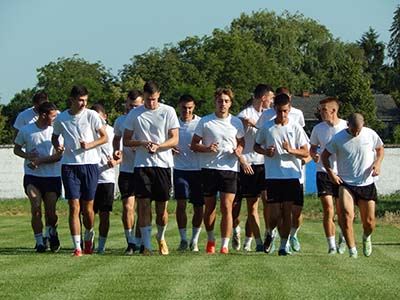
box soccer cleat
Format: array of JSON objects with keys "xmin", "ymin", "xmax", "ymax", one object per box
[
  {"xmin": 363, "ymin": 238, "xmax": 372, "ymax": 257},
  {"xmin": 278, "ymin": 248, "xmax": 291, "ymax": 256},
  {"xmin": 177, "ymin": 240, "xmax": 188, "ymax": 252},
  {"xmin": 338, "ymin": 236, "xmax": 346, "ymax": 254},
  {"xmin": 255, "ymin": 244, "xmax": 264, "ymax": 252},
  {"xmin": 73, "ymin": 249, "xmax": 82, "ymax": 257},
  {"xmin": 84, "ymin": 241, "xmax": 94, "ymax": 255},
  {"xmin": 263, "ymin": 234, "xmax": 273, "ymax": 253},
  {"xmin": 142, "ymin": 248, "xmax": 152, "ymax": 256},
  {"xmin": 290, "ymin": 235, "xmax": 301, "ymax": 252},
  {"xmin": 232, "ymin": 232, "xmax": 241, "ymax": 251},
  {"xmin": 125, "ymin": 243, "xmax": 137, "ymax": 255},
  {"xmin": 328, "ymin": 248, "xmax": 337, "ymax": 255},
  {"xmin": 220, "ymin": 247, "xmax": 229, "ymax": 254},
  {"xmin": 349, "ymin": 251, "xmax": 358, "ymax": 259},
  {"xmin": 157, "ymin": 239, "xmax": 169, "ymax": 255},
  {"xmin": 189, "ymin": 241, "xmax": 199, "ymax": 252},
  {"xmin": 49, "ymin": 233, "xmax": 61, "ymax": 253},
  {"xmin": 206, "ymin": 240, "xmax": 216, "ymax": 254},
  {"xmin": 36, "ymin": 244, "xmax": 46, "ymax": 253}
]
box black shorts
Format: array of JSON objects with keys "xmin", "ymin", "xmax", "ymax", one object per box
[
  {"xmin": 23, "ymin": 175, "xmax": 62, "ymax": 198},
  {"xmin": 173, "ymin": 169, "xmax": 204, "ymax": 207},
  {"xmin": 265, "ymin": 179, "xmax": 302, "ymax": 204},
  {"xmin": 293, "ymin": 184, "xmax": 304, "ymax": 207},
  {"xmin": 202, "ymin": 168, "xmax": 238, "ymax": 196},
  {"xmin": 62, "ymin": 164, "xmax": 99, "ymax": 201},
  {"xmin": 317, "ymin": 172, "xmax": 339, "ymax": 198},
  {"xmin": 94, "ymin": 183, "xmax": 115, "ymax": 213},
  {"xmin": 118, "ymin": 171, "xmax": 135, "ymax": 200},
  {"xmin": 341, "ymin": 182, "xmax": 378, "ymax": 204},
  {"xmin": 134, "ymin": 167, "xmax": 171, "ymax": 202},
  {"xmin": 237, "ymin": 164, "xmax": 265, "ymax": 200}
]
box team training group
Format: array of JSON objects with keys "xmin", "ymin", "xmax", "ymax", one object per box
[{"xmin": 13, "ymin": 80, "xmax": 384, "ymax": 258}]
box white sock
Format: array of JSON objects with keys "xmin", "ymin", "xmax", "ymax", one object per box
[
  {"xmin": 72, "ymin": 235, "xmax": 81, "ymax": 250},
  {"xmin": 280, "ymin": 238, "xmax": 288, "ymax": 251},
  {"xmin": 233, "ymin": 226, "xmax": 241, "ymax": 235},
  {"xmin": 140, "ymin": 226, "xmax": 152, "ymax": 250},
  {"xmin": 255, "ymin": 237, "xmax": 263, "ymax": 246},
  {"xmin": 349, "ymin": 246, "xmax": 357, "ymax": 255},
  {"xmin": 244, "ymin": 236, "xmax": 253, "ymax": 248},
  {"xmin": 207, "ymin": 230, "xmax": 215, "ymax": 242},
  {"xmin": 34, "ymin": 233, "xmax": 44, "ymax": 246},
  {"xmin": 179, "ymin": 228, "xmax": 187, "ymax": 241},
  {"xmin": 45, "ymin": 226, "xmax": 51, "ymax": 238},
  {"xmin": 327, "ymin": 236, "xmax": 336, "ymax": 249},
  {"xmin": 363, "ymin": 234, "xmax": 371, "ymax": 241},
  {"xmin": 157, "ymin": 224, "xmax": 167, "ymax": 241},
  {"xmin": 125, "ymin": 229, "xmax": 135, "ymax": 244},
  {"xmin": 191, "ymin": 227, "xmax": 202, "ymax": 244},
  {"xmin": 290, "ymin": 227, "xmax": 300, "ymax": 237},
  {"xmin": 98, "ymin": 236, "xmax": 107, "ymax": 251},
  {"xmin": 84, "ymin": 228, "xmax": 94, "ymax": 242},
  {"xmin": 221, "ymin": 237, "xmax": 230, "ymax": 249}
]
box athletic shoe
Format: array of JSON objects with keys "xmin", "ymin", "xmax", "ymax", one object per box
[
  {"xmin": 49, "ymin": 233, "xmax": 60, "ymax": 253},
  {"xmin": 43, "ymin": 237, "xmax": 50, "ymax": 250},
  {"xmin": 328, "ymin": 248, "xmax": 337, "ymax": 255},
  {"xmin": 349, "ymin": 251, "xmax": 358, "ymax": 259},
  {"xmin": 232, "ymin": 232, "xmax": 241, "ymax": 251},
  {"xmin": 177, "ymin": 240, "xmax": 188, "ymax": 252},
  {"xmin": 73, "ymin": 249, "xmax": 82, "ymax": 257},
  {"xmin": 36, "ymin": 244, "xmax": 46, "ymax": 253},
  {"xmin": 278, "ymin": 248, "xmax": 291, "ymax": 256},
  {"xmin": 206, "ymin": 240, "xmax": 215, "ymax": 254},
  {"xmin": 338, "ymin": 236, "xmax": 346, "ymax": 254},
  {"xmin": 190, "ymin": 241, "xmax": 199, "ymax": 252},
  {"xmin": 157, "ymin": 239, "xmax": 169, "ymax": 255},
  {"xmin": 285, "ymin": 245, "xmax": 292, "ymax": 255},
  {"xmin": 243, "ymin": 244, "xmax": 252, "ymax": 252},
  {"xmin": 125, "ymin": 243, "xmax": 137, "ymax": 255},
  {"xmin": 255, "ymin": 244, "xmax": 264, "ymax": 252},
  {"xmin": 290, "ymin": 235, "xmax": 301, "ymax": 252},
  {"xmin": 263, "ymin": 234, "xmax": 273, "ymax": 253},
  {"xmin": 220, "ymin": 247, "xmax": 229, "ymax": 254},
  {"xmin": 363, "ymin": 238, "xmax": 372, "ymax": 257},
  {"xmin": 84, "ymin": 241, "xmax": 94, "ymax": 255},
  {"xmin": 142, "ymin": 248, "xmax": 152, "ymax": 256}
]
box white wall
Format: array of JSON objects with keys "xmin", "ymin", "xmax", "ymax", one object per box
[{"xmin": 0, "ymin": 146, "xmax": 399, "ymax": 199}]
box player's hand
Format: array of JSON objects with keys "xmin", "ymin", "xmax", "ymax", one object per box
[
  {"xmin": 147, "ymin": 143, "xmax": 159, "ymax": 154},
  {"xmin": 107, "ymin": 156, "xmax": 117, "ymax": 168},
  {"xmin": 172, "ymin": 146, "xmax": 180, "ymax": 155},
  {"xmin": 233, "ymin": 147, "xmax": 242, "ymax": 158},
  {"xmin": 372, "ymin": 163, "xmax": 381, "ymax": 176},
  {"xmin": 312, "ymin": 152, "xmax": 320, "ymax": 163},
  {"xmin": 240, "ymin": 160, "xmax": 254, "ymax": 175},
  {"xmin": 79, "ymin": 139, "xmax": 89, "ymax": 150},
  {"xmin": 27, "ymin": 148, "xmax": 39, "ymax": 160},
  {"xmin": 265, "ymin": 145, "xmax": 275, "ymax": 157},
  {"xmin": 329, "ymin": 173, "xmax": 343, "ymax": 185},
  {"xmin": 208, "ymin": 142, "xmax": 219, "ymax": 153},
  {"xmin": 56, "ymin": 145, "xmax": 65, "ymax": 154},
  {"xmin": 282, "ymin": 140, "xmax": 291, "ymax": 153},
  {"xmin": 113, "ymin": 150, "xmax": 122, "ymax": 161}
]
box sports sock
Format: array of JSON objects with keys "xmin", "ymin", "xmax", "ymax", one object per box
[
  {"xmin": 244, "ymin": 236, "xmax": 253, "ymax": 248},
  {"xmin": 34, "ymin": 233, "xmax": 44, "ymax": 246},
  {"xmin": 207, "ymin": 230, "xmax": 215, "ymax": 242},
  {"xmin": 191, "ymin": 227, "xmax": 201, "ymax": 244},
  {"xmin": 98, "ymin": 236, "xmax": 107, "ymax": 252},
  {"xmin": 45, "ymin": 226, "xmax": 51, "ymax": 238},
  {"xmin": 156, "ymin": 224, "xmax": 167, "ymax": 241},
  {"xmin": 179, "ymin": 228, "xmax": 187, "ymax": 241},
  {"xmin": 349, "ymin": 246, "xmax": 357, "ymax": 255},
  {"xmin": 233, "ymin": 226, "xmax": 241, "ymax": 235},
  {"xmin": 84, "ymin": 228, "xmax": 94, "ymax": 242},
  {"xmin": 140, "ymin": 226, "xmax": 152, "ymax": 250},
  {"xmin": 327, "ymin": 236, "xmax": 336, "ymax": 249},
  {"xmin": 125, "ymin": 229, "xmax": 135, "ymax": 244},
  {"xmin": 49, "ymin": 226, "xmax": 58, "ymax": 236},
  {"xmin": 72, "ymin": 235, "xmax": 81, "ymax": 250},
  {"xmin": 255, "ymin": 237, "xmax": 263, "ymax": 246},
  {"xmin": 290, "ymin": 227, "xmax": 300, "ymax": 237},
  {"xmin": 134, "ymin": 236, "xmax": 142, "ymax": 247},
  {"xmin": 221, "ymin": 237, "xmax": 230, "ymax": 249},
  {"xmin": 280, "ymin": 238, "xmax": 288, "ymax": 251}
]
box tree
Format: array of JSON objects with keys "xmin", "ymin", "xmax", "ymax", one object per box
[
  {"xmin": 357, "ymin": 27, "xmax": 385, "ymax": 91},
  {"xmin": 388, "ymin": 5, "xmax": 400, "ymax": 68},
  {"xmin": 0, "ymin": 105, "xmax": 12, "ymax": 144}
]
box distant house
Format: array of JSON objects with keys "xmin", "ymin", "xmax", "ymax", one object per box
[{"xmin": 291, "ymin": 94, "xmax": 400, "ymax": 140}]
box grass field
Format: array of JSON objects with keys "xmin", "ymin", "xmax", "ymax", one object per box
[{"xmin": 0, "ymin": 195, "xmax": 399, "ymax": 300}]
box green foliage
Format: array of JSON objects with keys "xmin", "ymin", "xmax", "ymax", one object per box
[
  {"xmin": 393, "ymin": 124, "xmax": 400, "ymax": 144},
  {"xmin": 0, "ymin": 105, "xmax": 12, "ymax": 144},
  {"xmin": 388, "ymin": 5, "xmax": 400, "ymax": 68}
]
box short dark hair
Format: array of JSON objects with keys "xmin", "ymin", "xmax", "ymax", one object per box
[
  {"xmin": 274, "ymin": 93, "xmax": 291, "ymax": 107},
  {"xmin": 319, "ymin": 97, "xmax": 340, "ymax": 106},
  {"xmin": 143, "ymin": 81, "xmax": 160, "ymax": 94},
  {"xmin": 254, "ymin": 84, "xmax": 273, "ymax": 99},
  {"xmin": 32, "ymin": 91, "xmax": 48, "ymax": 104},
  {"xmin": 214, "ymin": 88, "xmax": 234, "ymax": 101},
  {"xmin": 275, "ymin": 86, "xmax": 290, "ymax": 96},
  {"xmin": 91, "ymin": 103, "xmax": 106, "ymax": 115},
  {"xmin": 179, "ymin": 94, "xmax": 195, "ymax": 104},
  {"xmin": 127, "ymin": 90, "xmax": 143, "ymax": 101},
  {"xmin": 38, "ymin": 101, "xmax": 57, "ymax": 115},
  {"xmin": 70, "ymin": 85, "xmax": 88, "ymax": 99}
]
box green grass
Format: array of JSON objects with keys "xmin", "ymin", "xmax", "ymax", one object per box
[{"xmin": 0, "ymin": 196, "xmax": 399, "ymax": 300}]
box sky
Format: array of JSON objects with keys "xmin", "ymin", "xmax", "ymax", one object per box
[{"xmin": 0, "ymin": 0, "xmax": 398, "ymax": 105}]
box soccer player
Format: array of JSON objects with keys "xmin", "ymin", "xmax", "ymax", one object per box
[
  {"xmin": 113, "ymin": 90, "xmax": 144, "ymax": 255},
  {"xmin": 92, "ymin": 103, "xmax": 121, "ymax": 254},
  {"xmin": 254, "ymin": 93, "xmax": 309, "ymax": 256},
  {"xmin": 123, "ymin": 81, "xmax": 179, "ymax": 255},
  {"xmin": 173, "ymin": 95, "xmax": 203, "ymax": 252},
  {"xmin": 14, "ymin": 101, "xmax": 62, "ymax": 253},
  {"xmin": 191, "ymin": 88, "xmax": 245, "ymax": 254},
  {"xmin": 322, "ymin": 113, "xmax": 384, "ymax": 258},
  {"xmin": 234, "ymin": 84, "xmax": 275, "ymax": 252},
  {"xmin": 52, "ymin": 85, "xmax": 108, "ymax": 257},
  {"xmin": 310, "ymin": 97, "xmax": 348, "ymax": 254}
]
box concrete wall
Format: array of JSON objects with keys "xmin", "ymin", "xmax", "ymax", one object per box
[{"xmin": 1, "ymin": 146, "xmax": 399, "ymax": 199}]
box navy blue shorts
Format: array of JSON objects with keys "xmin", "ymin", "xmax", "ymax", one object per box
[
  {"xmin": 62, "ymin": 164, "xmax": 99, "ymax": 201},
  {"xmin": 23, "ymin": 175, "xmax": 62, "ymax": 198},
  {"xmin": 202, "ymin": 168, "xmax": 238, "ymax": 196},
  {"xmin": 134, "ymin": 167, "xmax": 171, "ymax": 202},
  {"xmin": 265, "ymin": 179, "xmax": 302, "ymax": 204},
  {"xmin": 173, "ymin": 169, "xmax": 204, "ymax": 207},
  {"xmin": 94, "ymin": 183, "xmax": 114, "ymax": 212},
  {"xmin": 118, "ymin": 171, "xmax": 135, "ymax": 200}
]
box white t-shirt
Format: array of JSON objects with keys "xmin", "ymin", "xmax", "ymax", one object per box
[
  {"xmin": 14, "ymin": 123, "xmax": 61, "ymax": 177},
  {"xmin": 13, "ymin": 107, "xmax": 38, "ymax": 130},
  {"xmin": 256, "ymin": 106, "xmax": 305, "ymax": 129},
  {"xmin": 53, "ymin": 108, "xmax": 105, "ymax": 165},
  {"xmin": 114, "ymin": 114, "xmax": 135, "ymax": 173},
  {"xmin": 237, "ymin": 105, "xmax": 265, "ymax": 165},
  {"xmin": 174, "ymin": 115, "xmax": 201, "ymax": 171},
  {"xmin": 255, "ymin": 120, "xmax": 308, "ymax": 179},
  {"xmin": 194, "ymin": 113, "xmax": 245, "ymax": 172},
  {"xmin": 326, "ymin": 127, "xmax": 383, "ymax": 186},
  {"xmin": 98, "ymin": 124, "xmax": 116, "ymax": 184},
  {"xmin": 310, "ymin": 119, "xmax": 347, "ymax": 173},
  {"xmin": 124, "ymin": 103, "xmax": 180, "ymax": 168}
]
